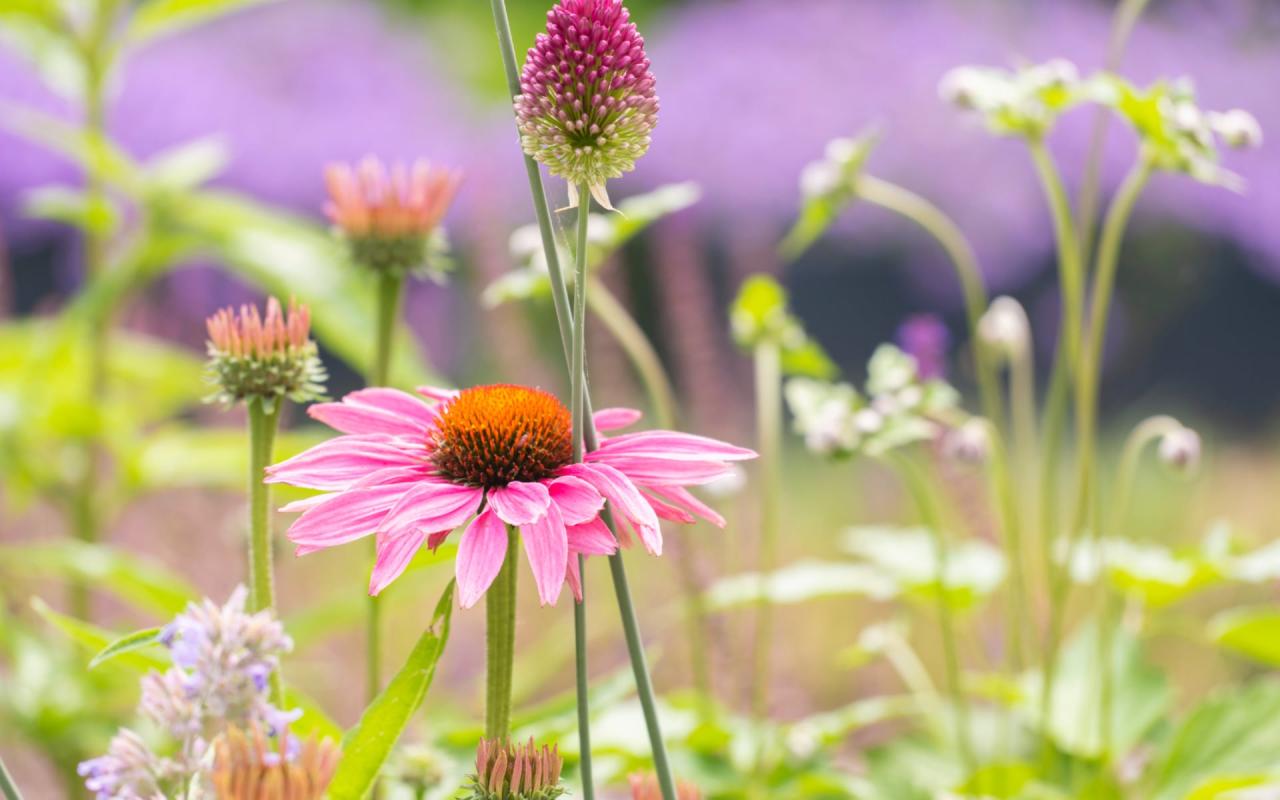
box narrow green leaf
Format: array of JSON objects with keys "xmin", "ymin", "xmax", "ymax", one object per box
[
  {"xmin": 88, "ymin": 626, "xmax": 165, "ymax": 669},
  {"xmin": 1210, "ymin": 607, "xmax": 1280, "ymax": 667},
  {"xmin": 286, "ymin": 687, "xmax": 345, "ymax": 744},
  {"xmin": 327, "ymin": 581, "xmax": 456, "ymax": 800},
  {"xmin": 30, "ymin": 598, "xmax": 169, "ymax": 672}
]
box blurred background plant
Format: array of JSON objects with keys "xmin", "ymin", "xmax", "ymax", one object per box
[{"xmin": 2, "ymin": 0, "xmax": 1280, "ymax": 798}]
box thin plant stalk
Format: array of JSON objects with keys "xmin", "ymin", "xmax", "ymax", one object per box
[
  {"xmin": 366, "ymin": 271, "xmax": 404, "ymax": 701},
  {"xmin": 748, "ymin": 337, "xmax": 782, "ymax": 793},
  {"xmin": 891, "ymin": 454, "xmax": 975, "ymax": 772},
  {"xmin": 0, "ymin": 754, "xmax": 22, "ymax": 800},
  {"xmin": 485, "ymin": 528, "xmax": 520, "ymax": 740},
  {"xmin": 570, "ymin": 185, "xmax": 597, "ymax": 800},
  {"xmin": 246, "ymin": 396, "xmax": 285, "ymax": 707},
  {"xmin": 488, "ymin": 3, "xmax": 681, "ymax": 798}
]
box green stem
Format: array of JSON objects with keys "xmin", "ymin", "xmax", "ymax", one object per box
[
  {"xmin": 891, "ymin": 454, "xmax": 975, "ymax": 772},
  {"xmin": 585, "ymin": 277, "xmax": 678, "ymax": 429},
  {"xmin": 569, "ymin": 186, "xmax": 597, "ymax": 800},
  {"xmin": 366, "ymin": 271, "xmax": 404, "ymax": 702},
  {"xmin": 485, "ymin": 528, "xmax": 520, "ymax": 740},
  {"xmin": 247, "ymin": 396, "xmax": 284, "ymax": 707},
  {"xmin": 1028, "ymin": 140, "xmax": 1086, "ymax": 371},
  {"xmin": 488, "ymin": 4, "xmax": 677, "ymax": 797},
  {"xmin": 750, "ymin": 340, "xmax": 782, "ymax": 730},
  {"xmin": 0, "ymin": 754, "xmax": 22, "ymax": 800}
]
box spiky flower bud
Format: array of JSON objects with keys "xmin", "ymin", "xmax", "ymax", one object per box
[
  {"xmin": 210, "ymin": 725, "xmax": 339, "ymax": 800},
  {"xmin": 206, "ymin": 297, "xmax": 326, "ymax": 407},
  {"xmin": 628, "ymin": 773, "xmax": 702, "ymax": 800},
  {"xmin": 514, "ymin": 0, "xmax": 658, "ymax": 208},
  {"xmin": 324, "ymin": 157, "xmax": 461, "ymax": 275},
  {"xmin": 1158, "ymin": 426, "xmax": 1201, "ymax": 475},
  {"xmin": 461, "ymin": 738, "xmax": 565, "ymax": 800}
]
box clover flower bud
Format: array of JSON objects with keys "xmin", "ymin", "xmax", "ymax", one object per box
[
  {"xmin": 210, "ymin": 724, "xmax": 339, "ymax": 800},
  {"xmin": 1209, "ymin": 109, "xmax": 1263, "ymax": 149},
  {"xmin": 463, "ymin": 738, "xmax": 566, "ymax": 800},
  {"xmin": 977, "ymin": 296, "xmax": 1031, "ymax": 361},
  {"xmin": 514, "ymin": 0, "xmax": 659, "ymax": 209},
  {"xmin": 206, "ymin": 297, "xmax": 327, "ymax": 407},
  {"xmin": 324, "ymin": 157, "xmax": 461, "ymax": 275},
  {"xmin": 1158, "ymin": 426, "xmax": 1201, "ymax": 475},
  {"xmin": 943, "ymin": 419, "xmax": 990, "ymax": 465},
  {"xmin": 629, "ymin": 773, "xmax": 702, "ymax": 800}
]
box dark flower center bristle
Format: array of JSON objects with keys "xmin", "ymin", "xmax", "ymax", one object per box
[{"xmin": 429, "ymin": 384, "xmax": 574, "ymax": 488}]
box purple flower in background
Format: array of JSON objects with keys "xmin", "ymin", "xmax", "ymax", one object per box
[
  {"xmin": 897, "ymin": 313, "xmax": 949, "ymax": 380},
  {"xmin": 515, "ymin": 0, "xmax": 658, "ymax": 207}
]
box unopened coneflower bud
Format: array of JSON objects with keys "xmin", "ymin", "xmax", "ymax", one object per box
[
  {"xmin": 462, "ymin": 738, "xmax": 566, "ymax": 800},
  {"xmin": 943, "ymin": 419, "xmax": 990, "ymax": 465},
  {"xmin": 629, "ymin": 773, "xmax": 702, "ymax": 800},
  {"xmin": 206, "ymin": 298, "xmax": 327, "ymax": 407},
  {"xmin": 324, "ymin": 156, "xmax": 461, "ymax": 275},
  {"xmin": 1158, "ymin": 426, "xmax": 1201, "ymax": 475},
  {"xmin": 1209, "ymin": 109, "xmax": 1263, "ymax": 149},
  {"xmin": 514, "ymin": 0, "xmax": 658, "ymax": 209},
  {"xmin": 210, "ymin": 725, "xmax": 339, "ymax": 800},
  {"xmin": 977, "ymin": 296, "xmax": 1031, "ymax": 361}
]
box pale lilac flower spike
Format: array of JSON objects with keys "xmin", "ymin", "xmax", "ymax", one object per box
[
  {"xmin": 514, "ymin": 0, "xmax": 659, "ymax": 209},
  {"xmin": 266, "ymin": 384, "xmax": 755, "ymax": 609}
]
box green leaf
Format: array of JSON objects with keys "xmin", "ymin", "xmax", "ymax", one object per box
[
  {"xmin": 328, "ymin": 581, "xmax": 455, "ymax": 800},
  {"xmin": 30, "ymin": 598, "xmax": 170, "ymax": 673},
  {"xmin": 1, "ymin": 542, "xmax": 196, "ymax": 617},
  {"xmin": 127, "ymin": 0, "xmax": 279, "ymax": 46},
  {"xmin": 1209, "ymin": 607, "xmax": 1280, "ymax": 667},
  {"xmin": 88, "ymin": 626, "xmax": 165, "ymax": 669},
  {"xmin": 730, "ymin": 274, "xmax": 789, "ymax": 348},
  {"xmin": 841, "ymin": 526, "xmax": 1005, "ymax": 610},
  {"xmin": 286, "ymin": 687, "xmax": 345, "ymax": 744}
]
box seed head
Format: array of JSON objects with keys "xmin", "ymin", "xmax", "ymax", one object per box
[
  {"xmin": 206, "ymin": 297, "xmax": 326, "ymax": 407},
  {"xmin": 514, "ymin": 0, "xmax": 658, "ymax": 208},
  {"xmin": 428, "ymin": 384, "xmax": 573, "ymax": 488},
  {"xmin": 461, "ymin": 738, "xmax": 565, "ymax": 800}
]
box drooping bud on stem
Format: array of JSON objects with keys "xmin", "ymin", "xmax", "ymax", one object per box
[{"xmin": 1158, "ymin": 425, "xmax": 1201, "ymax": 475}]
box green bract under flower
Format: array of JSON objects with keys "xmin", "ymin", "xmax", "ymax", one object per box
[{"xmin": 205, "ymin": 298, "xmax": 327, "ymax": 408}]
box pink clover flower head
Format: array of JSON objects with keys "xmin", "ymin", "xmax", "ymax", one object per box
[
  {"xmin": 514, "ymin": 0, "xmax": 658, "ymax": 208},
  {"xmin": 267, "ymin": 383, "xmax": 755, "ymax": 608}
]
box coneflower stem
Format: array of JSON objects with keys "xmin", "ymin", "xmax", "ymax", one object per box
[
  {"xmin": 367, "ymin": 270, "xmax": 405, "ymax": 702},
  {"xmin": 246, "ymin": 395, "xmax": 284, "ymax": 707},
  {"xmin": 485, "ymin": 527, "xmax": 520, "ymax": 740},
  {"xmin": 0, "ymin": 754, "xmax": 23, "ymax": 800},
  {"xmin": 750, "ymin": 338, "xmax": 782, "ymax": 783},
  {"xmin": 489, "ymin": 5, "xmax": 677, "ymax": 798},
  {"xmin": 570, "ymin": 186, "xmax": 597, "ymax": 800}
]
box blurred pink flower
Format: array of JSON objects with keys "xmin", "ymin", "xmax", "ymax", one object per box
[
  {"xmin": 266, "ymin": 384, "xmax": 754, "ymax": 607},
  {"xmin": 323, "ymin": 157, "xmax": 461, "ymax": 239}
]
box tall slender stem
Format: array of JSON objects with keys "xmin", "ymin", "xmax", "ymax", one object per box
[
  {"xmin": 247, "ymin": 396, "xmax": 284, "ymax": 706},
  {"xmin": 485, "ymin": 528, "xmax": 520, "ymax": 740},
  {"xmin": 569, "ymin": 186, "xmax": 597, "ymax": 800},
  {"xmin": 0, "ymin": 754, "xmax": 22, "ymax": 800},
  {"xmin": 750, "ymin": 340, "xmax": 782, "ymax": 729},
  {"xmin": 366, "ymin": 271, "xmax": 404, "ymax": 702},
  {"xmin": 488, "ymin": 5, "xmax": 679, "ymax": 797}
]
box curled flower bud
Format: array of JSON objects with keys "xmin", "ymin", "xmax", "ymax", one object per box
[
  {"xmin": 977, "ymin": 296, "xmax": 1031, "ymax": 361},
  {"xmin": 514, "ymin": 0, "xmax": 659, "ymax": 208},
  {"xmin": 206, "ymin": 298, "xmax": 326, "ymax": 407},
  {"xmin": 1209, "ymin": 109, "xmax": 1263, "ymax": 149},
  {"xmin": 942, "ymin": 419, "xmax": 991, "ymax": 465},
  {"xmin": 211, "ymin": 725, "xmax": 339, "ymax": 800},
  {"xmin": 1158, "ymin": 426, "xmax": 1201, "ymax": 474},
  {"xmin": 463, "ymin": 738, "xmax": 565, "ymax": 800},
  {"xmin": 628, "ymin": 773, "xmax": 701, "ymax": 800},
  {"xmin": 324, "ymin": 157, "xmax": 461, "ymax": 275}
]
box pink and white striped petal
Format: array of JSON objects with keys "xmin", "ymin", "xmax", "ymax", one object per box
[
  {"xmin": 646, "ymin": 485, "xmax": 727, "ymax": 528},
  {"xmin": 377, "ymin": 480, "xmax": 483, "ymax": 535},
  {"xmin": 308, "ymin": 388, "xmax": 438, "ymax": 437},
  {"xmin": 488, "ymin": 481, "xmax": 552, "ymax": 527},
  {"xmin": 548, "ymin": 476, "xmax": 605, "ymax": 525},
  {"xmin": 456, "ymin": 510, "xmax": 510, "ymax": 608},
  {"xmin": 585, "ymin": 454, "xmax": 738, "ymax": 486},
  {"xmin": 567, "ymin": 517, "xmax": 619, "ymax": 556},
  {"xmin": 265, "ymin": 435, "xmax": 426, "ymax": 491},
  {"xmin": 592, "ymin": 430, "xmax": 757, "ymax": 462},
  {"xmin": 285, "ymin": 483, "xmax": 407, "ymax": 551},
  {"xmin": 560, "ymin": 462, "xmax": 662, "ymax": 555},
  {"xmin": 519, "ymin": 502, "xmax": 569, "ymax": 606},
  {"xmin": 641, "ymin": 491, "xmax": 697, "ymax": 524},
  {"xmin": 416, "ymin": 385, "xmax": 459, "ymax": 403},
  {"xmin": 369, "ymin": 529, "xmax": 428, "ymax": 595},
  {"xmin": 592, "ymin": 407, "xmax": 643, "ymax": 432}
]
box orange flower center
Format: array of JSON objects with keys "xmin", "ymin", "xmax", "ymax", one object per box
[{"xmin": 429, "ymin": 384, "xmax": 573, "ymax": 488}]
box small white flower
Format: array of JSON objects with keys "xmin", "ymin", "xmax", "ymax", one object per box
[
  {"xmin": 800, "ymin": 160, "xmax": 843, "ymax": 199},
  {"xmin": 1209, "ymin": 109, "xmax": 1263, "ymax": 149},
  {"xmin": 1158, "ymin": 426, "xmax": 1201, "ymax": 474}
]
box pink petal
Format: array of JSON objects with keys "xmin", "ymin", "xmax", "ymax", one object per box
[
  {"xmin": 378, "ymin": 480, "xmax": 483, "ymax": 535},
  {"xmin": 647, "ymin": 485, "xmax": 727, "ymax": 528},
  {"xmin": 585, "ymin": 454, "xmax": 738, "ymax": 486},
  {"xmin": 266, "ymin": 435, "xmax": 426, "ymax": 491},
  {"xmin": 567, "ymin": 518, "xmax": 618, "ymax": 556},
  {"xmin": 487, "ymin": 481, "xmax": 551, "ymax": 526},
  {"xmin": 416, "ymin": 385, "xmax": 459, "ymax": 403},
  {"xmin": 593, "ymin": 430, "xmax": 757, "ymax": 462},
  {"xmin": 427, "ymin": 530, "xmax": 452, "ymax": 551},
  {"xmin": 566, "ymin": 554, "xmax": 583, "ymax": 602},
  {"xmin": 284, "ymin": 483, "xmax": 407, "ymax": 550},
  {"xmin": 456, "ymin": 510, "xmax": 510, "ymax": 608},
  {"xmin": 548, "ymin": 476, "xmax": 605, "ymax": 525},
  {"xmin": 520, "ymin": 502, "xmax": 568, "ymax": 606},
  {"xmin": 593, "ymin": 407, "xmax": 642, "ymax": 432},
  {"xmin": 641, "ymin": 491, "xmax": 697, "ymax": 524},
  {"xmin": 308, "ymin": 388, "xmax": 438, "ymax": 437},
  {"xmin": 369, "ymin": 529, "xmax": 427, "ymax": 595},
  {"xmin": 560, "ymin": 463, "xmax": 662, "ymax": 555}
]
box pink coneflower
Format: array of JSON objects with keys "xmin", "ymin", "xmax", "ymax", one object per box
[
  {"xmin": 514, "ymin": 0, "xmax": 658, "ymax": 208},
  {"xmin": 205, "ymin": 298, "xmax": 326, "ymax": 406},
  {"xmin": 463, "ymin": 738, "xmax": 565, "ymax": 800},
  {"xmin": 266, "ymin": 384, "xmax": 755, "ymax": 608},
  {"xmin": 323, "ymin": 157, "xmax": 462, "ymax": 274},
  {"xmin": 211, "ymin": 724, "xmax": 338, "ymax": 800}
]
